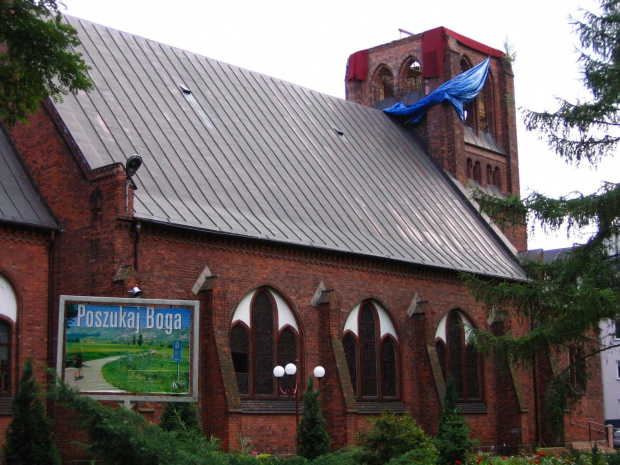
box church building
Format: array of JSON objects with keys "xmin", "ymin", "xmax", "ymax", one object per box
[{"xmin": 0, "ymin": 17, "xmax": 605, "ymax": 461}]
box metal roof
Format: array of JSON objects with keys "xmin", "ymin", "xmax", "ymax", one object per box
[
  {"xmin": 52, "ymin": 16, "xmax": 526, "ymax": 281},
  {"xmin": 0, "ymin": 128, "xmax": 58, "ymax": 230}
]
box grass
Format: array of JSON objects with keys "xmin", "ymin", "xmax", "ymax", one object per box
[
  {"xmin": 66, "ymin": 342, "xmax": 151, "ymax": 364},
  {"xmin": 101, "ymin": 347, "xmax": 190, "ymax": 394}
]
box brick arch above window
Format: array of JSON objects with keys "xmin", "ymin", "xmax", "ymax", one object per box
[
  {"xmin": 435, "ymin": 309, "xmax": 482, "ymax": 402},
  {"xmin": 343, "ymin": 299, "xmax": 397, "ymax": 341},
  {"xmin": 372, "ymin": 65, "xmax": 395, "ymax": 102},
  {"xmin": 231, "ymin": 287, "xmax": 298, "ymax": 333},
  {"xmin": 230, "ymin": 287, "xmax": 301, "ymax": 397},
  {"xmin": 0, "ymin": 275, "xmax": 17, "ymax": 324},
  {"xmin": 400, "ymin": 57, "xmax": 423, "ymax": 94},
  {"xmin": 435, "ymin": 308, "xmax": 474, "ymax": 343},
  {"xmin": 0, "ymin": 275, "xmax": 16, "ymax": 397},
  {"xmin": 343, "ymin": 299, "xmax": 400, "ymax": 399}
]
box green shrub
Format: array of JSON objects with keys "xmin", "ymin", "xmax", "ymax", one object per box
[
  {"xmin": 354, "ymin": 410, "xmax": 438, "ymax": 465},
  {"xmin": 160, "ymin": 402, "xmax": 203, "ymax": 434},
  {"xmin": 296, "ymin": 377, "xmax": 331, "ymax": 460},
  {"xmin": 3, "ymin": 359, "xmax": 61, "ymax": 465},
  {"xmin": 434, "ymin": 377, "xmax": 477, "ymax": 465}
]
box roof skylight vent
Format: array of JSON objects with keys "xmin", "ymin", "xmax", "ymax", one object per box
[
  {"xmin": 331, "ymin": 126, "xmax": 348, "ymax": 143},
  {"xmin": 178, "ymin": 83, "xmax": 214, "ymax": 129}
]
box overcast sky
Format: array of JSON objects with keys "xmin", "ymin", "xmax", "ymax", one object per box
[{"xmin": 61, "ymin": 0, "xmax": 619, "ymax": 250}]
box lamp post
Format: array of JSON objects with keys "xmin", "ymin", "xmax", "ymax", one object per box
[{"xmin": 273, "ymin": 362, "xmax": 325, "ymax": 425}]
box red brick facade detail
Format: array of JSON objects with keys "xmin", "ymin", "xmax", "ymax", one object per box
[
  {"xmin": 345, "ymin": 32, "xmax": 527, "ymax": 251},
  {"xmin": 0, "ymin": 30, "xmax": 602, "ymax": 459}
]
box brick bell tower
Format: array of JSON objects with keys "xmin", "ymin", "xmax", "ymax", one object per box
[{"xmin": 345, "ymin": 27, "xmax": 526, "ymax": 251}]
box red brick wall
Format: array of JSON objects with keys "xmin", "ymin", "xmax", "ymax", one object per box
[
  {"xmin": 0, "ymin": 225, "xmax": 53, "ymax": 447},
  {"xmin": 4, "ymin": 98, "xmax": 603, "ymax": 461},
  {"xmin": 345, "ymin": 31, "xmax": 527, "ymax": 251}
]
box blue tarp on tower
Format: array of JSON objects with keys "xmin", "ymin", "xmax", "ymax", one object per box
[{"xmin": 383, "ymin": 56, "xmax": 490, "ymax": 123}]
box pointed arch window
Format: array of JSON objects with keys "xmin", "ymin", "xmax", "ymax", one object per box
[
  {"xmin": 435, "ymin": 310, "xmax": 482, "ymax": 402},
  {"xmin": 404, "ymin": 59, "xmax": 423, "ymax": 93},
  {"xmin": 492, "ymin": 167, "xmax": 501, "ymax": 189},
  {"xmin": 0, "ymin": 275, "xmax": 16, "ymax": 396},
  {"xmin": 230, "ymin": 288, "xmax": 300, "ymax": 397},
  {"xmin": 375, "ymin": 66, "xmax": 394, "ymax": 102},
  {"xmin": 460, "ymin": 57, "xmax": 493, "ymax": 135},
  {"xmin": 343, "ymin": 300, "xmax": 400, "ymax": 399},
  {"xmin": 473, "ymin": 161, "xmax": 482, "ymax": 183}
]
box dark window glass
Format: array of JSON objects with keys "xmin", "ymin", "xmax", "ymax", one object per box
[
  {"xmin": 0, "ymin": 321, "xmax": 9, "ymax": 395},
  {"xmin": 443, "ymin": 311, "xmax": 482, "ymax": 402},
  {"xmin": 465, "ymin": 345, "xmax": 480, "ymax": 399},
  {"xmin": 230, "ymin": 289, "xmax": 300, "ymax": 398},
  {"xmin": 343, "ymin": 334, "xmax": 358, "ymax": 396},
  {"xmin": 253, "ymin": 291, "xmax": 274, "ymax": 395},
  {"xmin": 473, "ymin": 161, "xmax": 482, "ymax": 183},
  {"xmin": 436, "ymin": 340, "xmax": 447, "ymax": 381},
  {"xmin": 360, "ymin": 304, "xmax": 378, "ymax": 397},
  {"xmin": 447, "ymin": 312, "xmax": 464, "ymax": 398},
  {"xmin": 493, "ymin": 167, "xmax": 501, "ymax": 188},
  {"xmin": 345, "ymin": 302, "xmax": 400, "ymax": 400},
  {"xmin": 278, "ymin": 328, "xmax": 297, "ymax": 392},
  {"xmin": 231, "ymin": 325, "xmax": 249, "ymax": 395},
  {"xmin": 381, "ymin": 338, "xmax": 397, "ymax": 397}
]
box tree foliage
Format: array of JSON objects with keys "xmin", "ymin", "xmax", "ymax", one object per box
[
  {"xmin": 467, "ymin": 0, "xmax": 620, "ymax": 425},
  {"xmin": 3, "ymin": 359, "xmax": 61, "ymax": 465},
  {"xmin": 434, "ymin": 377, "xmax": 476, "ymax": 465},
  {"xmin": 522, "ymin": 0, "xmax": 620, "ymax": 165},
  {"xmin": 354, "ymin": 410, "xmax": 438, "ymax": 465},
  {"xmin": 52, "ymin": 379, "xmax": 219, "ymax": 465},
  {"xmin": 296, "ymin": 377, "xmax": 331, "ymax": 460},
  {"xmin": 0, "ymin": 0, "xmax": 92, "ymax": 126}
]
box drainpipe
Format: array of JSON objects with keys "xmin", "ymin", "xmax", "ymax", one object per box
[{"xmin": 134, "ymin": 221, "xmax": 141, "ymax": 272}]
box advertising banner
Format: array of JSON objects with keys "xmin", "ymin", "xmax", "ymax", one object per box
[{"xmin": 58, "ymin": 296, "xmax": 199, "ymax": 401}]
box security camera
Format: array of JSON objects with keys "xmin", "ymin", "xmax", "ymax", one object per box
[{"xmin": 128, "ymin": 286, "xmax": 143, "ymax": 298}]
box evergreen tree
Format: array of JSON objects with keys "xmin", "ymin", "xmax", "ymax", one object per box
[
  {"xmin": 434, "ymin": 377, "xmax": 476, "ymax": 465},
  {"xmin": 160, "ymin": 402, "xmax": 203, "ymax": 435},
  {"xmin": 2, "ymin": 359, "xmax": 61, "ymax": 465},
  {"xmin": 465, "ymin": 0, "xmax": 620, "ymax": 419},
  {"xmin": 52, "ymin": 379, "xmax": 218, "ymax": 465},
  {"xmin": 0, "ymin": 0, "xmax": 92, "ymax": 126},
  {"xmin": 296, "ymin": 377, "xmax": 330, "ymax": 460}
]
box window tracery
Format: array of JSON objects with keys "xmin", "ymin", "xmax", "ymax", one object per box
[
  {"xmin": 343, "ymin": 300, "xmax": 399, "ymax": 399},
  {"xmin": 435, "ymin": 309, "xmax": 482, "ymax": 402},
  {"xmin": 230, "ymin": 287, "xmax": 300, "ymax": 397}
]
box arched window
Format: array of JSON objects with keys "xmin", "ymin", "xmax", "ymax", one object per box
[
  {"xmin": 404, "ymin": 59, "xmax": 423, "ymax": 93},
  {"xmin": 0, "ymin": 275, "xmax": 16, "ymax": 396},
  {"xmin": 460, "ymin": 58, "xmax": 476, "ymax": 129},
  {"xmin": 492, "ymin": 167, "xmax": 501, "ymax": 188},
  {"xmin": 435, "ymin": 310, "xmax": 482, "ymax": 402},
  {"xmin": 473, "ymin": 161, "xmax": 482, "ymax": 183},
  {"xmin": 230, "ymin": 288, "xmax": 300, "ymax": 397},
  {"xmin": 460, "ymin": 56, "xmax": 493, "ymax": 135},
  {"xmin": 343, "ymin": 300, "xmax": 399, "ymax": 399},
  {"xmin": 375, "ymin": 66, "xmax": 394, "ymax": 102}
]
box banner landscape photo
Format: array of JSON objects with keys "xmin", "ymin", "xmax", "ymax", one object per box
[{"xmin": 63, "ymin": 302, "xmax": 192, "ymax": 395}]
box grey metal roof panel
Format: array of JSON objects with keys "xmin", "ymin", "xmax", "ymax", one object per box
[
  {"xmin": 0, "ymin": 129, "xmax": 58, "ymax": 230},
  {"xmin": 53, "ymin": 16, "xmax": 526, "ymax": 281}
]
